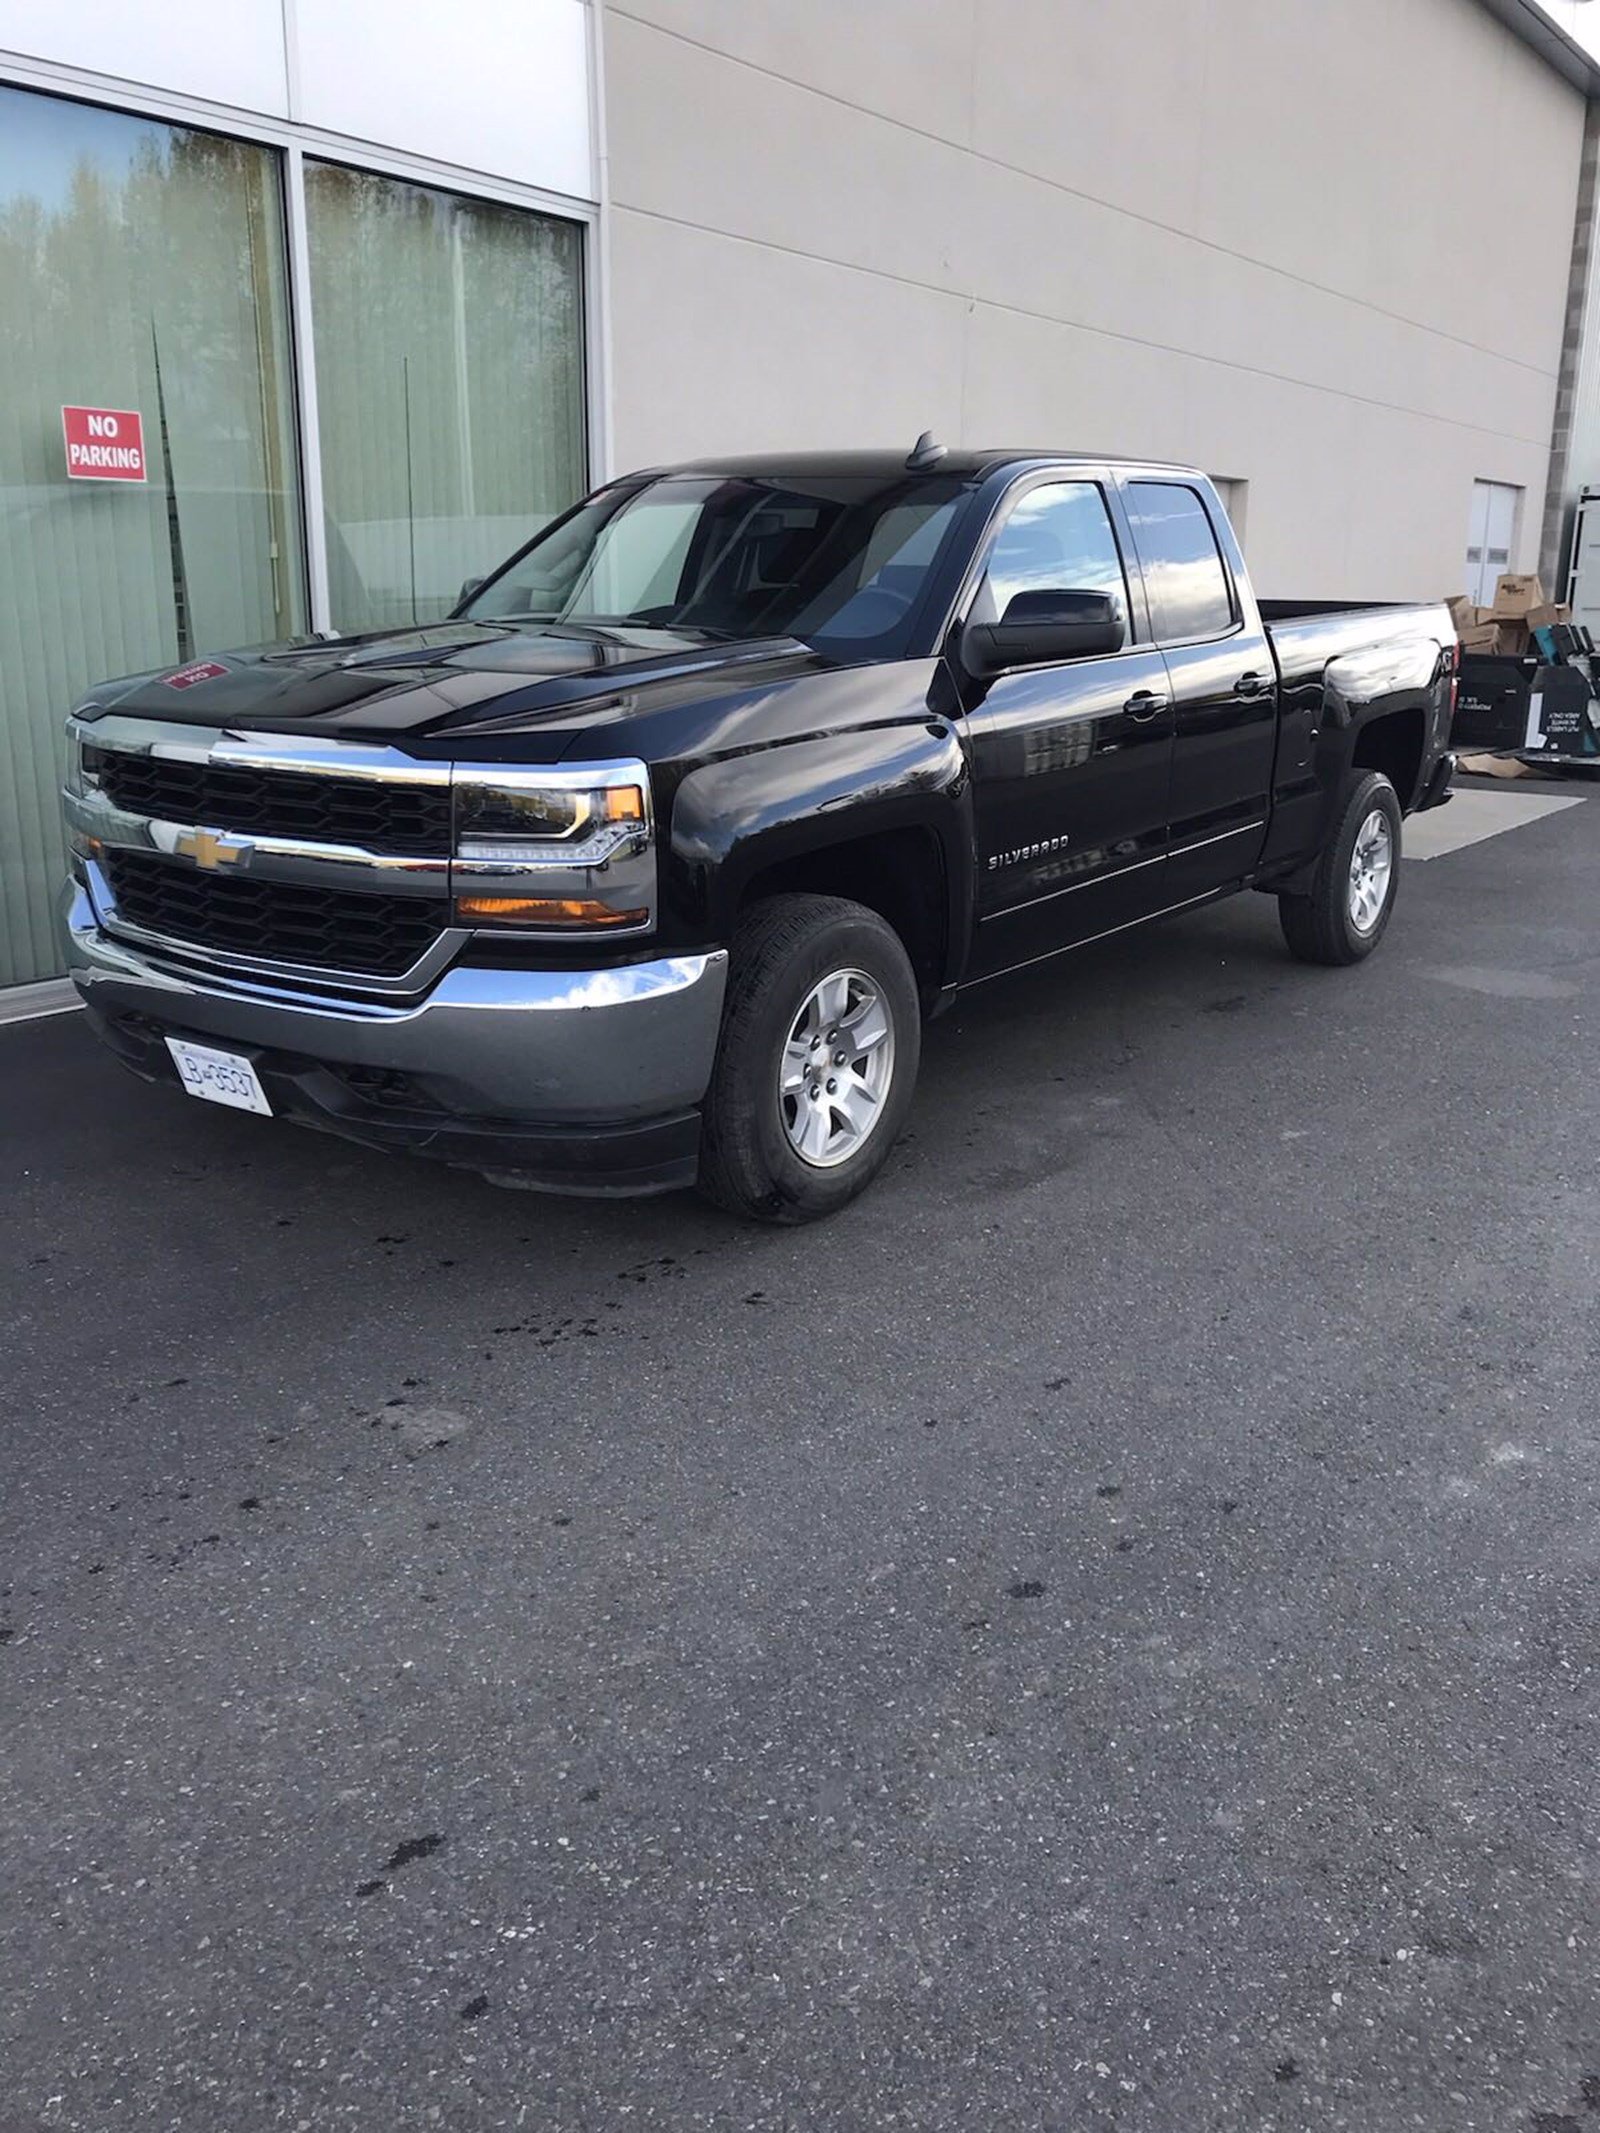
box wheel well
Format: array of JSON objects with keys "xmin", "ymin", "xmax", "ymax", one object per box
[
  {"xmin": 1351, "ymin": 707, "xmax": 1424, "ymax": 809},
  {"xmin": 737, "ymin": 828, "xmax": 949, "ymax": 1004}
]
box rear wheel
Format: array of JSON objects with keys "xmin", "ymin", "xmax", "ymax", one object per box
[
  {"xmin": 1278, "ymin": 769, "xmax": 1401, "ymax": 966},
  {"xmin": 698, "ymin": 894, "xmax": 921, "ymax": 1223}
]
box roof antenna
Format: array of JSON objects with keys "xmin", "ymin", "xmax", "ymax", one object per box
[{"xmin": 906, "ymin": 429, "xmax": 947, "ymax": 472}]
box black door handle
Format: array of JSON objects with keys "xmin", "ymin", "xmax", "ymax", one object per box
[
  {"xmin": 1235, "ymin": 671, "xmax": 1269, "ymax": 697},
  {"xmin": 1123, "ymin": 691, "xmax": 1169, "ymax": 722}
]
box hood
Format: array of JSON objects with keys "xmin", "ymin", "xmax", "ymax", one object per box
[{"xmin": 84, "ymin": 621, "xmax": 824, "ymax": 755}]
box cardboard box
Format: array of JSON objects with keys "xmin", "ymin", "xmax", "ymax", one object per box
[
  {"xmin": 1524, "ymin": 603, "xmax": 1572, "ymax": 633},
  {"xmin": 1446, "ymin": 594, "xmax": 1477, "ymax": 634},
  {"xmin": 1491, "ymin": 572, "xmax": 1546, "ymax": 619},
  {"xmin": 1460, "ymin": 619, "xmax": 1530, "ymax": 657}
]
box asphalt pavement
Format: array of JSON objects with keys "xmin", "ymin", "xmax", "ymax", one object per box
[{"xmin": 4, "ymin": 784, "xmax": 1600, "ymax": 2131}]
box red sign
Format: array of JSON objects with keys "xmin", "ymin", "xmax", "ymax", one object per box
[{"xmin": 62, "ymin": 405, "xmax": 147, "ymax": 483}]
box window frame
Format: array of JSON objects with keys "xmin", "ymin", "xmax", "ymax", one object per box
[
  {"xmin": 1117, "ymin": 476, "xmax": 1244, "ymax": 651},
  {"xmin": 951, "ymin": 465, "xmax": 1153, "ymax": 665},
  {"xmin": 0, "ymin": 61, "xmax": 600, "ymax": 639}
]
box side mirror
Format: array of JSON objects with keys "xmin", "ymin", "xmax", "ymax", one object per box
[
  {"xmin": 965, "ymin": 589, "xmax": 1125, "ymax": 676},
  {"xmin": 457, "ymin": 576, "xmax": 486, "ymax": 607}
]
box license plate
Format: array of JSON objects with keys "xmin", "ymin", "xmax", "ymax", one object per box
[{"xmin": 165, "ymin": 1037, "xmax": 273, "ymax": 1116}]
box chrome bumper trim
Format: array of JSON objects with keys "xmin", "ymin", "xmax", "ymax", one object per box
[{"xmin": 63, "ymin": 884, "xmax": 728, "ymax": 1122}]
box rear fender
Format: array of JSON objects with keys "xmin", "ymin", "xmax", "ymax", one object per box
[
  {"xmin": 1322, "ymin": 635, "xmax": 1451, "ymax": 777},
  {"xmin": 1269, "ymin": 636, "xmax": 1449, "ymax": 891}
]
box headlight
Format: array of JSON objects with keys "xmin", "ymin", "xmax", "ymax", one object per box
[
  {"xmin": 63, "ymin": 718, "xmax": 93, "ymax": 799},
  {"xmin": 61, "ymin": 722, "xmax": 103, "ymax": 878},
  {"xmin": 451, "ymin": 762, "xmax": 655, "ymax": 934}
]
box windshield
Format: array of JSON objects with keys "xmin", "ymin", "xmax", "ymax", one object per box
[{"xmin": 461, "ymin": 472, "xmax": 967, "ymax": 658}]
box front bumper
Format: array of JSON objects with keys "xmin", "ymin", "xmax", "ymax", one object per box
[{"xmin": 63, "ymin": 883, "xmax": 728, "ymax": 1195}]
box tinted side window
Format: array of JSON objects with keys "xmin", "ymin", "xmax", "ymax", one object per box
[
  {"xmin": 1126, "ymin": 483, "xmax": 1235, "ymax": 642},
  {"xmin": 979, "ymin": 481, "xmax": 1128, "ymax": 629}
]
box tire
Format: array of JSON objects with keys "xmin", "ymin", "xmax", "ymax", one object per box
[
  {"xmin": 698, "ymin": 893, "xmax": 922, "ymax": 1224},
  {"xmin": 1278, "ymin": 769, "xmax": 1402, "ymax": 966}
]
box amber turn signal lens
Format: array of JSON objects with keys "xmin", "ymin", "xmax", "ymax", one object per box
[
  {"xmin": 455, "ymin": 896, "xmax": 649, "ymax": 928},
  {"xmin": 599, "ymin": 786, "xmax": 645, "ymax": 822}
]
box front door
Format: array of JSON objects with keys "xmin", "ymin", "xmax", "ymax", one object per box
[
  {"xmin": 962, "ymin": 476, "xmax": 1175, "ymax": 980},
  {"xmin": 1121, "ymin": 479, "xmax": 1275, "ymax": 904}
]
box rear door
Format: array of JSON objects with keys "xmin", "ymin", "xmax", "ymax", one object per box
[
  {"xmin": 961, "ymin": 471, "xmax": 1175, "ymax": 980},
  {"xmin": 1121, "ymin": 478, "xmax": 1275, "ymax": 904}
]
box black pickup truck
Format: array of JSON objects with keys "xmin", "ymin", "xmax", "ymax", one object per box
[{"xmin": 63, "ymin": 442, "xmax": 1456, "ymax": 1221}]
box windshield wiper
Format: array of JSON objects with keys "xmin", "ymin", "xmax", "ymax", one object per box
[
  {"xmin": 568, "ymin": 615, "xmax": 745, "ymax": 643},
  {"xmin": 479, "ymin": 614, "xmax": 743, "ymax": 645}
]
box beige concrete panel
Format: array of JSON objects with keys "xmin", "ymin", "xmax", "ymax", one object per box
[
  {"xmin": 961, "ymin": 297, "xmax": 1545, "ymax": 600},
  {"xmin": 1192, "ymin": 0, "xmax": 1583, "ymax": 374},
  {"xmin": 1186, "ymin": 247, "xmax": 1558, "ymax": 450},
  {"xmin": 609, "ymin": 4, "xmax": 1567, "ymax": 449},
  {"xmin": 969, "ymin": 0, "xmax": 1211, "ymax": 233},
  {"xmin": 606, "ymin": 210, "xmax": 969, "ymax": 470},
  {"xmin": 956, "ymin": 154, "xmax": 1555, "ymax": 448},
  {"xmin": 602, "ymin": 0, "xmax": 1583, "ymax": 600},
  {"xmin": 604, "ymin": 0, "xmax": 980, "ymax": 149},
  {"xmin": 1179, "ymin": 369, "xmax": 1365, "ymax": 595},
  {"xmin": 606, "ymin": 10, "xmax": 969, "ymax": 293},
  {"xmin": 1339, "ymin": 400, "xmax": 1553, "ymax": 598},
  {"xmin": 1364, "ymin": 0, "xmax": 1580, "ymax": 350},
  {"xmin": 959, "ymin": 299, "xmax": 1202, "ymax": 466},
  {"xmin": 953, "ymin": 155, "xmax": 1207, "ymax": 357}
]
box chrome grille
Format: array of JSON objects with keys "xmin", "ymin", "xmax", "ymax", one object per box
[
  {"xmin": 103, "ymin": 851, "xmax": 445, "ymax": 977},
  {"xmin": 85, "ymin": 746, "xmax": 451, "ymax": 856}
]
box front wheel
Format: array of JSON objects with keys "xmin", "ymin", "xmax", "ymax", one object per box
[
  {"xmin": 698, "ymin": 894, "xmax": 921, "ymax": 1224},
  {"xmin": 1278, "ymin": 769, "xmax": 1402, "ymax": 966}
]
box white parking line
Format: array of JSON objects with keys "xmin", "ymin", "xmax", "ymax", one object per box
[
  {"xmin": 1404, "ymin": 788, "xmax": 1585, "ymax": 861},
  {"xmin": 0, "ymin": 979, "xmax": 82, "ymax": 1028}
]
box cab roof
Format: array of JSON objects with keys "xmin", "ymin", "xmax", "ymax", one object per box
[{"xmin": 635, "ymin": 449, "xmax": 1206, "ymax": 485}]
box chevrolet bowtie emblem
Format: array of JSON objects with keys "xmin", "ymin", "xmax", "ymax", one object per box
[{"xmin": 177, "ymin": 828, "xmax": 251, "ymax": 871}]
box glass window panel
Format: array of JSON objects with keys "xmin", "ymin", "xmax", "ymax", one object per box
[
  {"xmin": 304, "ymin": 162, "xmax": 587, "ymax": 634},
  {"xmin": 1126, "ymin": 482, "xmax": 1236, "ymax": 642},
  {"xmin": 978, "ymin": 481, "xmax": 1129, "ymax": 623},
  {"xmin": 569, "ymin": 495, "xmax": 702, "ymax": 616},
  {"xmin": 467, "ymin": 473, "xmax": 964, "ymax": 658},
  {"xmin": 0, "ymin": 85, "xmax": 303, "ymax": 986}
]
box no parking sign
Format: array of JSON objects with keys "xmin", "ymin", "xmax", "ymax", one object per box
[{"xmin": 62, "ymin": 406, "xmax": 147, "ymax": 483}]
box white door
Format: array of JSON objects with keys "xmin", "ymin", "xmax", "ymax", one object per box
[
  {"xmin": 1465, "ymin": 481, "xmax": 1522, "ymax": 605},
  {"xmin": 1567, "ymin": 493, "xmax": 1600, "ymax": 639}
]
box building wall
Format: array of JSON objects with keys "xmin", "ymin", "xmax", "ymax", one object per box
[
  {"xmin": 0, "ymin": 1, "xmax": 598, "ymax": 988},
  {"xmin": 602, "ymin": 0, "xmax": 1587, "ymax": 600},
  {"xmin": 0, "ymin": 0, "xmax": 593, "ymax": 201}
]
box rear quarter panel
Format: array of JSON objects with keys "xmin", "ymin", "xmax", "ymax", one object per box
[{"xmin": 1258, "ymin": 605, "xmax": 1453, "ymax": 877}]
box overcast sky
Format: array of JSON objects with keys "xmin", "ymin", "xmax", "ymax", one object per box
[{"xmin": 1531, "ymin": 0, "xmax": 1600, "ymax": 62}]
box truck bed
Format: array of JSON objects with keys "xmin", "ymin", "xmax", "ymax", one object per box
[{"xmin": 1259, "ymin": 597, "xmax": 1454, "ymax": 690}]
